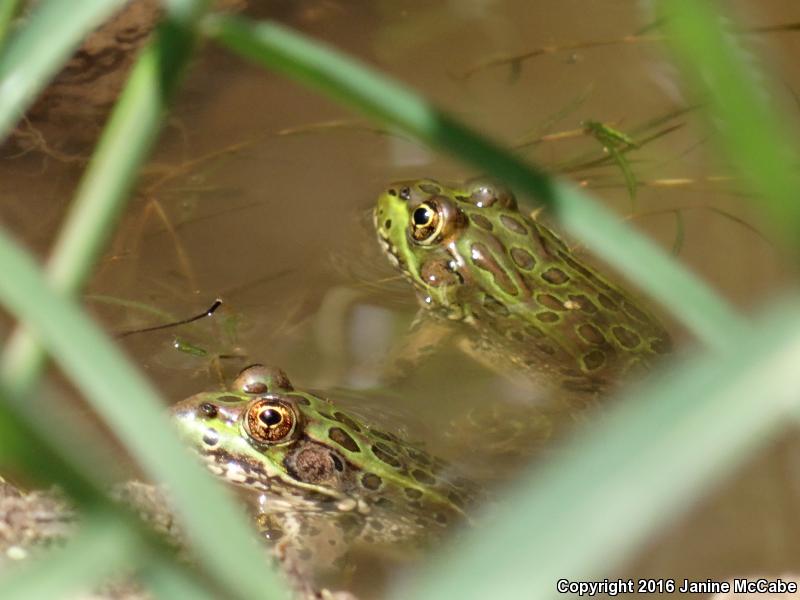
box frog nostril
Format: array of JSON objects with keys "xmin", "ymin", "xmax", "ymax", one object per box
[{"xmin": 199, "ymin": 402, "xmax": 218, "ymax": 418}]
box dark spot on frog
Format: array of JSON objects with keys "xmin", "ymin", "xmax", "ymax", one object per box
[
  {"xmin": 622, "ymin": 300, "xmax": 652, "ymax": 324},
  {"xmin": 331, "ymin": 411, "xmax": 362, "ymax": 433},
  {"xmin": 285, "ymin": 444, "xmax": 344, "ymax": 484},
  {"xmin": 372, "ymin": 445, "xmax": 402, "ymax": 468},
  {"xmin": 411, "ymin": 469, "xmax": 436, "ymax": 485},
  {"xmin": 387, "ymin": 188, "xmax": 397, "ymax": 196},
  {"xmin": 483, "ymin": 295, "xmax": 510, "ymax": 317},
  {"xmin": 470, "ymin": 214, "xmax": 493, "ymax": 231},
  {"xmin": 215, "ymin": 395, "xmax": 241, "ymax": 403},
  {"xmin": 524, "ymin": 324, "xmax": 545, "ymax": 338},
  {"xmin": 405, "ymin": 448, "xmax": 432, "ymax": 465},
  {"xmin": 510, "ymin": 247, "xmax": 536, "ymax": 270},
  {"xmin": 536, "ymin": 343, "xmax": 557, "ymax": 355},
  {"xmin": 361, "ymin": 473, "xmax": 382, "ymax": 490},
  {"xmin": 447, "ymin": 491, "xmax": 466, "ymax": 508},
  {"xmin": 536, "ymin": 311, "xmax": 559, "ymax": 323},
  {"xmin": 404, "ymin": 487, "xmax": 423, "ymax": 499},
  {"xmin": 598, "ymin": 293, "xmax": 618, "ymax": 310},
  {"xmin": 369, "ymin": 428, "xmax": 400, "ymax": 443},
  {"xmin": 650, "ymin": 337, "xmax": 672, "ymax": 354},
  {"xmin": 570, "ymin": 294, "xmax": 597, "ymax": 313},
  {"xmin": 297, "ymin": 548, "xmax": 313, "ymax": 561},
  {"xmin": 582, "ymin": 350, "xmax": 606, "ymax": 371},
  {"xmin": 433, "ymin": 512, "xmax": 449, "ymax": 525},
  {"xmin": 612, "ymin": 326, "xmax": 641, "ymax": 348},
  {"xmin": 542, "ymin": 267, "xmax": 570, "ymax": 285},
  {"xmin": 374, "ymin": 497, "xmax": 394, "ymax": 509},
  {"xmin": 507, "ymin": 330, "xmax": 525, "ymax": 343},
  {"xmin": 537, "ymin": 293, "xmax": 565, "ymax": 311},
  {"xmin": 384, "ymin": 218, "xmax": 392, "ymax": 229},
  {"xmin": 500, "ymin": 215, "xmax": 527, "ymax": 235},
  {"xmin": 577, "ymin": 323, "xmax": 606, "ymax": 345},
  {"xmin": 202, "ymin": 428, "xmax": 219, "ymax": 446},
  {"xmin": 329, "ymin": 427, "xmax": 360, "ymax": 453}
]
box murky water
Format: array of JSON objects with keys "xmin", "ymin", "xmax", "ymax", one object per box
[{"xmin": 2, "ymin": 0, "xmax": 800, "ymax": 596}]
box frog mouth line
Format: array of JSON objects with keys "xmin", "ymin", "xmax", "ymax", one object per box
[{"xmin": 376, "ymin": 231, "xmax": 403, "ymax": 270}]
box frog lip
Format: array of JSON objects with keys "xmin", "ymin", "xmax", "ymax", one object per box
[{"xmin": 376, "ymin": 231, "xmax": 403, "ymax": 269}]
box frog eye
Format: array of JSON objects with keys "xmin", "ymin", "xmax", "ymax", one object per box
[
  {"xmin": 409, "ymin": 197, "xmax": 466, "ymax": 245},
  {"xmin": 410, "ymin": 203, "xmax": 440, "ymax": 243},
  {"xmin": 243, "ymin": 398, "xmax": 299, "ymax": 445}
]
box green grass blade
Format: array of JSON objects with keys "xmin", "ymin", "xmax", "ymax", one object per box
[
  {"xmin": 0, "ymin": 3, "xmax": 204, "ymax": 394},
  {"xmin": 0, "ymin": 385, "xmax": 103, "ymax": 500},
  {"xmin": 144, "ymin": 562, "xmax": 224, "ymax": 600},
  {"xmin": 398, "ymin": 300, "xmax": 800, "ymax": 600},
  {"xmin": 205, "ymin": 15, "xmax": 745, "ymax": 350},
  {"xmin": 0, "ymin": 0, "xmax": 22, "ymax": 48},
  {"xmin": 0, "ymin": 0, "xmax": 128, "ymax": 140},
  {"xmin": 657, "ymin": 0, "xmax": 800, "ymax": 251},
  {"xmin": 0, "ymin": 228, "xmax": 290, "ymax": 600},
  {"xmin": 0, "ymin": 511, "xmax": 138, "ymax": 600}
]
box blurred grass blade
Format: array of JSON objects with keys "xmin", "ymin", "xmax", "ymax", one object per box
[
  {"xmin": 143, "ymin": 562, "xmax": 224, "ymax": 600},
  {"xmin": 0, "ymin": 0, "xmax": 128, "ymax": 140},
  {"xmin": 0, "ymin": 511, "xmax": 138, "ymax": 600},
  {"xmin": 0, "ymin": 0, "xmax": 22, "ymax": 47},
  {"xmin": 0, "ymin": 227, "xmax": 290, "ymax": 600},
  {"xmin": 205, "ymin": 15, "xmax": 745, "ymax": 350},
  {"xmin": 0, "ymin": 384, "xmax": 102, "ymax": 500},
  {"xmin": 399, "ymin": 300, "xmax": 800, "ymax": 600},
  {"xmin": 1, "ymin": 2, "xmax": 206, "ymax": 395},
  {"xmin": 657, "ymin": 0, "xmax": 800, "ymax": 250}
]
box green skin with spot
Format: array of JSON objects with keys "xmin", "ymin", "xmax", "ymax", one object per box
[
  {"xmin": 171, "ymin": 366, "xmax": 478, "ymax": 568},
  {"xmin": 374, "ymin": 178, "xmax": 672, "ymax": 395}
]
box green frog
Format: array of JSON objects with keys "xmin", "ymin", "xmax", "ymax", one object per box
[
  {"xmin": 170, "ymin": 364, "xmax": 478, "ymax": 570},
  {"xmin": 373, "ymin": 178, "xmax": 671, "ymax": 395}
]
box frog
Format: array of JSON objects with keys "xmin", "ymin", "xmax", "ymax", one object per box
[
  {"xmin": 373, "ymin": 178, "xmax": 672, "ymax": 395},
  {"xmin": 373, "ymin": 179, "xmax": 673, "ymax": 467},
  {"xmin": 170, "ymin": 364, "xmax": 479, "ymax": 571}
]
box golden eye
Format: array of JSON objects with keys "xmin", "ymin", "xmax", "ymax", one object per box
[
  {"xmin": 410, "ymin": 203, "xmax": 441, "ymax": 243},
  {"xmin": 244, "ymin": 398, "xmax": 298, "ymax": 445}
]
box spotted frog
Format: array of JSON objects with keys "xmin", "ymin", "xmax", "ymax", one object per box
[
  {"xmin": 374, "ymin": 178, "xmax": 671, "ymax": 396},
  {"xmin": 171, "ymin": 364, "xmax": 478, "ymax": 569}
]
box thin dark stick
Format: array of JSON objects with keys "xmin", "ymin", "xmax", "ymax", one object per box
[{"xmin": 116, "ymin": 299, "xmax": 223, "ymax": 338}]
